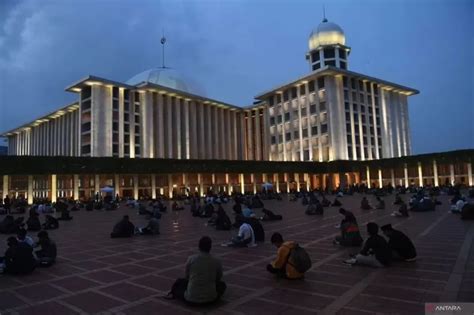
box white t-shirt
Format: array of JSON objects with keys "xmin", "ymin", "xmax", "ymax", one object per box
[{"xmin": 238, "ymin": 223, "xmax": 256, "ymax": 247}]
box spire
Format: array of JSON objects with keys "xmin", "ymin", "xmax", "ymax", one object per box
[
  {"xmin": 322, "ymin": 5, "xmax": 328, "ymax": 22},
  {"xmin": 160, "ymin": 29, "xmax": 167, "ymax": 68}
]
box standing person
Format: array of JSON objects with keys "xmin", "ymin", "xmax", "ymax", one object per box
[
  {"xmin": 167, "ymin": 236, "xmax": 226, "ymax": 305},
  {"xmin": 343, "ymin": 222, "xmax": 391, "ymax": 267},
  {"xmin": 36, "ymin": 231, "xmax": 57, "ymax": 266},
  {"xmin": 381, "ymin": 224, "xmax": 417, "ymax": 261},
  {"xmin": 266, "ymin": 233, "xmax": 305, "ymax": 279}
]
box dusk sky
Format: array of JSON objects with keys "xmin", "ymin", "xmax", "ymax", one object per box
[{"xmin": 0, "ymin": 0, "xmax": 472, "ymax": 154}]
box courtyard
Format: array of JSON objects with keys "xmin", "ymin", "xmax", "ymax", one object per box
[{"xmin": 0, "ymin": 193, "xmax": 472, "ymax": 315}]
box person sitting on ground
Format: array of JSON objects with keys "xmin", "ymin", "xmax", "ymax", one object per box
[
  {"xmin": 381, "ymin": 224, "xmax": 416, "ymax": 262},
  {"xmin": 172, "ymin": 201, "xmax": 184, "ymax": 211},
  {"xmin": 138, "ymin": 217, "xmax": 160, "ymax": 235},
  {"xmin": 393, "ymin": 194, "xmax": 403, "ymax": 205},
  {"xmin": 266, "ymin": 233, "xmax": 304, "ymax": 279},
  {"xmin": 244, "ymin": 217, "xmax": 265, "ymax": 243},
  {"xmin": 321, "ymin": 195, "xmax": 331, "ymax": 207},
  {"xmin": 451, "ymin": 198, "xmax": 466, "ymax": 214},
  {"xmin": 35, "ymin": 231, "xmax": 57, "ymax": 266},
  {"xmin": 226, "ymin": 215, "xmax": 256, "ymax": 248},
  {"xmin": 334, "ymin": 213, "xmax": 363, "ymax": 247},
  {"xmin": 242, "ymin": 206, "xmax": 256, "ymax": 218},
  {"xmin": 200, "ymin": 203, "xmax": 215, "ymax": 218},
  {"xmin": 215, "ymin": 207, "xmax": 232, "ymax": 231},
  {"xmin": 375, "ymin": 197, "xmax": 385, "ymax": 210},
  {"xmin": 361, "ymin": 197, "xmax": 372, "ymax": 210},
  {"xmin": 0, "ymin": 215, "xmax": 17, "ymax": 234},
  {"xmin": 301, "ymin": 195, "xmax": 309, "ymax": 206},
  {"xmin": 0, "ymin": 237, "xmax": 36, "ymax": 275},
  {"xmin": 57, "ymin": 205, "xmax": 73, "ymax": 221},
  {"xmin": 305, "ymin": 200, "xmax": 324, "ymax": 215},
  {"xmin": 42, "ymin": 215, "xmax": 59, "ymax": 230},
  {"xmin": 110, "ymin": 215, "xmax": 135, "ymax": 238},
  {"xmin": 26, "ymin": 212, "xmax": 41, "ymax": 231},
  {"xmin": 331, "ymin": 197, "xmax": 342, "ymax": 207},
  {"xmin": 261, "ymin": 208, "xmax": 283, "ymax": 221},
  {"xmin": 391, "ymin": 200, "xmax": 409, "ymax": 217},
  {"xmin": 167, "ymin": 236, "xmax": 226, "ymax": 305},
  {"xmin": 289, "ymin": 193, "xmax": 297, "ymax": 202},
  {"xmin": 232, "ymin": 202, "xmax": 242, "ymax": 215},
  {"xmin": 17, "ymin": 228, "xmax": 35, "ymax": 248},
  {"xmin": 343, "ymin": 222, "xmax": 391, "ymax": 267}
]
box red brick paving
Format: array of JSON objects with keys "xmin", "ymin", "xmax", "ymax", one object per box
[{"xmin": 0, "ymin": 193, "xmax": 472, "ymax": 314}]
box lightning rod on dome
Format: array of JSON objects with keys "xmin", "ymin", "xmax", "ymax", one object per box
[
  {"xmin": 323, "ymin": 5, "xmax": 327, "ymax": 22},
  {"xmin": 160, "ymin": 29, "xmax": 167, "ymax": 69}
]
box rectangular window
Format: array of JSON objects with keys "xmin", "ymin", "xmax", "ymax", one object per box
[
  {"xmin": 312, "ymin": 63, "xmax": 321, "ymax": 71},
  {"xmin": 321, "ymin": 124, "xmax": 328, "ymax": 134},
  {"xmin": 351, "ymin": 78, "xmax": 356, "ymax": 89},
  {"xmin": 134, "ymin": 92, "xmax": 140, "ymax": 102},
  {"xmin": 124, "ymin": 113, "xmax": 129, "ymax": 121},
  {"xmin": 284, "ymin": 112, "xmax": 290, "ymax": 122},
  {"xmin": 302, "ymin": 128, "xmax": 308, "ymax": 138},
  {"xmin": 124, "ymin": 102, "xmax": 130, "ymax": 112},
  {"xmin": 347, "ymin": 135, "xmax": 352, "ymax": 143},
  {"xmin": 301, "ymin": 108, "xmax": 307, "ymax": 116},
  {"xmin": 353, "ymin": 103, "xmax": 358, "ymax": 111},
  {"xmin": 344, "ymin": 90, "xmax": 349, "ymax": 101},
  {"xmin": 113, "ymin": 122, "xmax": 118, "ymax": 131},
  {"xmin": 360, "ymin": 105, "xmax": 365, "ymax": 113},
  {"xmin": 359, "ymin": 93, "xmax": 364, "ymax": 103},
  {"xmin": 124, "ymin": 124, "xmax": 130, "ymax": 133},
  {"xmin": 376, "ymin": 117, "xmax": 380, "ymax": 125},
  {"xmin": 124, "ymin": 89, "xmax": 130, "ymax": 100},
  {"xmin": 324, "ymin": 48, "xmax": 335, "ymax": 59},
  {"xmin": 277, "ymin": 94, "xmax": 282, "ymax": 103},
  {"xmin": 285, "ymin": 132, "xmax": 291, "ymax": 141},
  {"xmin": 135, "ymin": 135, "xmax": 140, "ymax": 144},
  {"xmin": 366, "ymin": 82, "xmax": 371, "ymax": 92},
  {"xmin": 304, "ymin": 150, "xmax": 310, "ymax": 161},
  {"xmin": 345, "ymin": 113, "xmax": 351, "ymax": 121},
  {"xmin": 81, "ymin": 100, "xmax": 91, "ymax": 111},
  {"xmin": 271, "ymin": 136, "xmax": 276, "ymax": 144},
  {"xmin": 311, "ymin": 126, "xmax": 318, "ymax": 135},
  {"xmin": 135, "ymin": 146, "xmax": 141, "ymax": 155},
  {"xmin": 359, "ymin": 80, "xmax": 364, "ymax": 90},
  {"xmin": 343, "ymin": 76, "xmax": 348, "ymax": 87},
  {"xmin": 124, "ymin": 145, "xmax": 130, "ymax": 154},
  {"xmin": 346, "ymin": 123, "xmax": 351, "ymax": 131},
  {"xmin": 135, "ymin": 104, "xmax": 140, "ymax": 113},
  {"xmin": 124, "ymin": 134, "xmax": 130, "ymax": 143},
  {"xmin": 268, "ymin": 97, "xmax": 274, "ymax": 106},
  {"xmin": 81, "ymin": 122, "xmax": 91, "ymax": 133},
  {"xmin": 348, "ymin": 147, "xmax": 353, "ymax": 159},
  {"xmin": 113, "ymin": 133, "xmax": 119, "ymax": 143},
  {"xmin": 113, "ymin": 87, "xmax": 119, "ymax": 98},
  {"xmin": 310, "ymin": 104, "xmax": 317, "ymax": 114},
  {"xmin": 300, "ymin": 85, "xmax": 306, "ymax": 95},
  {"xmin": 135, "ymin": 115, "xmax": 140, "ymax": 123},
  {"xmin": 283, "ymin": 90, "xmax": 289, "ymax": 102},
  {"xmin": 113, "ymin": 144, "xmax": 118, "ymax": 153},
  {"xmin": 291, "ymin": 87, "xmax": 297, "ymax": 99},
  {"xmin": 308, "ymin": 80, "xmax": 315, "ymax": 92},
  {"xmin": 320, "ymin": 101, "xmax": 326, "ymax": 111},
  {"xmin": 345, "ymin": 102, "xmax": 350, "ymax": 111},
  {"xmin": 81, "ymin": 86, "xmax": 92, "ymax": 99},
  {"xmin": 340, "ymin": 61, "xmax": 347, "ymax": 69},
  {"xmin": 318, "ymin": 77, "xmax": 325, "ymax": 89},
  {"xmin": 270, "ymin": 117, "xmax": 275, "ymax": 125},
  {"xmin": 113, "ymin": 100, "xmax": 119, "ymax": 110},
  {"xmin": 325, "ymin": 60, "xmax": 336, "ymax": 67},
  {"xmin": 81, "ymin": 145, "xmax": 91, "ymax": 155},
  {"xmin": 293, "ymin": 130, "xmax": 299, "ymax": 139},
  {"xmin": 277, "ymin": 115, "xmax": 283, "ymax": 124},
  {"xmin": 311, "ymin": 51, "xmax": 320, "ymax": 62},
  {"xmin": 135, "ymin": 125, "xmax": 140, "ymax": 134},
  {"xmin": 339, "ymin": 48, "xmax": 346, "ymax": 59},
  {"xmin": 374, "ymin": 85, "xmax": 379, "ymax": 95}
]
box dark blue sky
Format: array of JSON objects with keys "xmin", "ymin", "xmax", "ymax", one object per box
[{"xmin": 0, "ymin": 0, "xmax": 472, "ymax": 153}]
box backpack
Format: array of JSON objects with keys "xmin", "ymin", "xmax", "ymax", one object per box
[{"xmin": 288, "ymin": 244, "xmax": 312, "ymax": 273}]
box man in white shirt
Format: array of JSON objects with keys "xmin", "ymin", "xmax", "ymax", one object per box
[{"xmin": 229, "ymin": 215, "xmax": 256, "ymax": 247}]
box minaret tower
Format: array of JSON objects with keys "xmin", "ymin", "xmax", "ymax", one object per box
[{"xmin": 306, "ymin": 13, "xmax": 351, "ymax": 71}]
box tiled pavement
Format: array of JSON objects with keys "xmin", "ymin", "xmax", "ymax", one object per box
[{"xmin": 0, "ymin": 193, "xmax": 472, "ymax": 314}]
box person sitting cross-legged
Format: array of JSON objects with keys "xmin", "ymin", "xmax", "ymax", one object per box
[
  {"xmin": 343, "ymin": 222, "xmax": 391, "ymax": 268},
  {"xmin": 35, "ymin": 230, "xmax": 57, "ymax": 267},
  {"xmin": 225, "ymin": 215, "xmax": 256, "ymax": 248},
  {"xmin": 214, "ymin": 207, "xmax": 232, "ymax": 231},
  {"xmin": 334, "ymin": 210, "xmax": 363, "ymax": 247},
  {"xmin": 375, "ymin": 197, "xmax": 385, "ymax": 210},
  {"xmin": 0, "ymin": 237, "xmax": 36, "ymax": 275},
  {"xmin": 110, "ymin": 215, "xmax": 135, "ymax": 238},
  {"xmin": 26, "ymin": 212, "xmax": 41, "ymax": 231},
  {"xmin": 361, "ymin": 197, "xmax": 372, "ymax": 210},
  {"xmin": 266, "ymin": 233, "xmax": 304, "ymax": 279},
  {"xmin": 42, "ymin": 215, "xmax": 59, "ymax": 230},
  {"xmin": 391, "ymin": 201, "xmax": 409, "ymax": 217},
  {"xmin": 17, "ymin": 228, "xmax": 35, "ymax": 248},
  {"xmin": 138, "ymin": 217, "xmax": 160, "ymax": 235},
  {"xmin": 381, "ymin": 224, "xmax": 417, "ymax": 262},
  {"xmin": 166, "ymin": 236, "xmax": 226, "ymax": 305},
  {"xmin": 331, "ymin": 198, "xmax": 342, "ymax": 207}
]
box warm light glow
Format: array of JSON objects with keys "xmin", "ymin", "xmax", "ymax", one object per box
[
  {"xmin": 309, "ymin": 31, "xmax": 345, "ymax": 50},
  {"xmin": 84, "ymin": 81, "xmax": 102, "ymax": 86},
  {"xmin": 71, "ymin": 87, "xmax": 81, "ymax": 92}
]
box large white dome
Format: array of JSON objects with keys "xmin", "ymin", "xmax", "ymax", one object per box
[
  {"xmin": 308, "ymin": 19, "xmax": 345, "ymax": 51},
  {"xmin": 126, "ymin": 68, "xmax": 205, "ymax": 96}
]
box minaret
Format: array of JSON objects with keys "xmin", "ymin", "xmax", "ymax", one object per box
[{"xmin": 306, "ymin": 15, "xmax": 350, "ymax": 71}]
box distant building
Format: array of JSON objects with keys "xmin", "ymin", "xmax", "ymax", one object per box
[
  {"xmin": 1, "ymin": 17, "xmax": 417, "ymax": 162},
  {"xmin": 0, "ymin": 146, "xmax": 7, "ymax": 156}
]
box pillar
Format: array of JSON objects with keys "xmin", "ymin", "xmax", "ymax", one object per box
[
  {"xmin": 366, "ymin": 166, "xmax": 371, "ymax": 189},
  {"xmin": 433, "ymin": 160, "xmax": 439, "ymax": 187},
  {"xmin": 390, "ymin": 169, "xmax": 396, "ymax": 187},
  {"xmin": 378, "ymin": 169, "xmax": 383, "ymax": 188},
  {"xmin": 27, "ymin": 175, "xmax": 33, "ymax": 205},
  {"xmin": 251, "ymin": 173, "xmax": 257, "ymax": 194},
  {"xmin": 418, "ymin": 162, "xmax": 423, "ymax": 187},
  {"xmin": 151, "ymin": 174, "xmax": 156, "ymax": 199},
  {"xmin": 73, "ymin": 174, "xmax": 80, "ymax": 201},
  {"xmin": 168, "ymin": 174, "xmax": 173, "ymax": 199},
  {"xmin": 284, "ymin": 173, "xmax": 290, "ymax": 193},
  {"xmin": 449, "ymin": 164, "xmax": 455, "ymax": 185},
  {"xmin": 295, "ymin": 173, "xmax": 300, "ymax": 191},
  {"xmin": 225, "ymin": 173, "xmax": 231, "ymax": 193},
  {"xmin": 468, "ymin": 162, "xmax": 473, "ymax": 186},
  {"xmin": 237, "ymin": 173, "xmax": 243, "ymax": 194},
  {"xmin": 2, "ymin": 175, "xmax": 9, "ymax": 200},
  {"xmin": 133, "ymin": 175, "xmax": 139, "ymax": 200},
  {"xmin": 94, "ymin": 174, "xmax": 100, "ymax": 196},
  {"xmin": 198, "ymin": 173, "xmax": 204, "ymax": 197},
  {"xmin": 51, "ymin": 174, "xmax": 57, "ymax": 203},
  {"xmin": 404, "ymin": 164, "xmax": 409, "ymax": 188},
  {"xmin": 274, "ymin": 173, "xmax": 280, "ymax": 193},
  {"xmin": 305, "ymin": 173, "xmax": 310, "ymax": 191},
  {"xmin": 114, "ymin": 174, "xmax": 120, "ymax": 198}
]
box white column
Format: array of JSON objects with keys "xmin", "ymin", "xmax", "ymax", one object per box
[
  {"xmin": 418, "ymin": 162, "xmax": 423, "ymax": 187},
  {"xmin": 167, "ymin": 97, "xmax": 173, "ymax": 158},
  {"xmin": 239, "ymin": 173, "xmax": 245, "ymax": 194},
  {"xmin": 51, "ymin": 174, "xmax": 57, "ymax": 203},
  {"xmin": 274, "ymin": 173, "xmax": 280, "ymax": 193},
  {"xmin": 114, "ymin": 174, "xmax": 120, "ymax": 198},
  {"xmin": 168, "ymin": 174, "xmax": 173, "ymax": 199},
  {"xmin": 94, "ymin": 174, "xmax": 100, "ymax": 195},
  {"xmin": 184, "ymin": 99, "xmax": 190, "ymax": 159},
  {"xmin": 304, "ymin": 173, "xmax": 310, "ymax": 191},
  {"xmin": 390, "ymin": 169, "xmax": 396, "ymax": 187},
  {"xmin": 433, "ymin": 160, "xmax": 439, "ymax": 187},
  {"xmin": 198, "ymin": 173, "xmax": 204, "ymax": 197},
  {"xmin": 449, "ymin": 164, "xmax": 455, "ymax": 185},
  {"xmin": 404, "ymin": 164, "xmax": 409, "ymax": 188},
  {"xmin": 366, "ymin": 166, "xmax": 371, "ymax": 188},
  {"xmin": 157, "ymin": 94, "xmax": 165, "ymax": 158},
  {"xmin": 73, "ymin": 174, "xmax": 79, "ymax": 200},
  {"xmin": 251, "ymin": 173, "xmax": 257, "ymax": 194},
  {"xmin": 2, "ymin": 175, "xmax": 9, "ymax": 199},
  {"xmin": 295, "ymin": 173, "xmax": 300, "ymax": 191},
  {"xmin": 466, "ymin": 162, "xmax": 473, "ymax": 186},
  {"xmin": 378, "ymin": 169, "xmax": 383, "ymax": 188},
  {"xmin": 284, "ymin": 173, "xmax": 290, "ymax": 193},
  {"xmin": 27, "ymin": 175, "xmax": 33, "ymax": 205},
  {"xmin": 133, "ymin": 175, "xmax": 139, "ymax": 200},
  {"xmin": 151, "ymin": 174, "xmax": 156, "ymax": 199},
  {"xmin": 176, "ymin": 98, "xmax": 182, "ymax": 159},
  {"xmin": 225, "ymin": 173, "xmax": 231, "ymax": 193}
]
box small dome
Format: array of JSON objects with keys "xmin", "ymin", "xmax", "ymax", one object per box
[
  {"xmin": 126, "ymin": 68, "xmax": 205, "ymax": 96},
  {"xmin": 308, "ymin": 19, "xmax": 345, "ymax": 51}
]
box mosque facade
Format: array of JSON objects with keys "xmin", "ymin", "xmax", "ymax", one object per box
[{"xmin": 3, "ymin": 18, "xmax": 417, "ymax": 163}]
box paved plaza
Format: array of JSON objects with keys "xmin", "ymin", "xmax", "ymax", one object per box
[{"xmin": 0, "ymin": 193, "xmax": 473, "ymax": 315}]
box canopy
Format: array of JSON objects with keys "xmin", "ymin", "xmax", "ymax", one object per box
[
  {"xmin": 261, "ymin": 182, "xmax": 273, "ymax": 189},
  {"xmin": 100, "ymin": 186, "xmax": 114, "ymax": 193}
]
